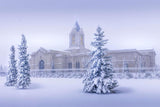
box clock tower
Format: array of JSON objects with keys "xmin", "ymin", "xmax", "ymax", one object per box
[{"xmin": 69, "ymin": 22, "xmax": 85, "ymax": 49}]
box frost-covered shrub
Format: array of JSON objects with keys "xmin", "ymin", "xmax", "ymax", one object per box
[
  {"xmin": 125, "ymin": 73, "xmax": 134, "ymax": 79},
  {"xmin": 116, "ymin": 73, "xmax": 124, "ymax": 79},
  {"xmin": 144, "ymin": 72, "xmax": 152, "ymax": 79},
  {"xmin": 155, "ymin": 73, "xmax": 160, "ymax": 79}
]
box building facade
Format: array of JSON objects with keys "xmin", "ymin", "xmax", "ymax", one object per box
[{"xmin": 29, "ymin": 22, "xmax": 156, "ymax": 72}]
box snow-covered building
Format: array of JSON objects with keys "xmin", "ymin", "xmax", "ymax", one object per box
[
  {"xmin": 109, "ymin": 49, "xmax": 156, "ymax": 72},
  {"xmin": 30, "ymin": 22, "xmax": 90, "ymax": 70},
  {"xmin": 29, "ymin": 22, "xmax": 156, "ymax": 72}
]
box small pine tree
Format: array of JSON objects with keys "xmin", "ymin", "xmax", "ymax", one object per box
[
  {"xmin": 16, "ymin": 35, "xmax": 31, "ymax": 89},
  {"xmin": 83, "ymin": 27, "xmax": 118, "ymax": 94},
  {"xmin": 5, "ymin": 46, "xmax": 17, "ymax": 86}
]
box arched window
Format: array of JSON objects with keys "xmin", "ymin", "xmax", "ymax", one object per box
[
  {"xmin": 72, "ymin": 35, "xmax": 75, "ymax": 45},
  {"xmin": 52, "ymin": 61, "xmax": 54, "ymax": 69},
  {"xmin": 39, "ymin": 60, "xmax": 45, "ymax": 69},
  {"xmin": 124, "ymin": 62, "xmax": 129, "ymax": 72},
  {"xmin": 81, "ymin": 36, "xmax": 84, "ymax": 45},
  {"xmin": 68, "ymin": 62, "xmax": 72, "ymax": 69},
  {"xmin": 76, "ymin": 62, "xmax": 80, "ymax": 68}
]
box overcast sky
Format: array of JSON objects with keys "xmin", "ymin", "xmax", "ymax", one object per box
[{"xmin": 0, "ymin": 0, "xmax": 160, "ymax": 66}]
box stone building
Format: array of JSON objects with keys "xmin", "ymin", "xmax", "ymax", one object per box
[
  {"xmin": 29, "ymin": 22, "xmax": 156, "ymax": 72},
  {"xmin": 108, "ymin": 49, "xmax": 156, "ymax": 72},
  {"xmin": 30, "ymin": 22, "xmax": 90, "ymax": 70}
]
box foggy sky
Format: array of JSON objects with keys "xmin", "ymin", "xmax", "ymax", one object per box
[{"xmin": 0, "ymin": 0, "xmax": 160, "ymax": 66}]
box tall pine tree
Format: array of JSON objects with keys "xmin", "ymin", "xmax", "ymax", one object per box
[
  {"xmin": 16, "ymin": 35, "xmax": 31, "ymax": 89},
  {"xmin": 83, "ymin": 27, "xmax": 118, "ymax": 94},
  {"xmin": 5, "ymin": 46, "xmax": 17, "ymax": 86}
]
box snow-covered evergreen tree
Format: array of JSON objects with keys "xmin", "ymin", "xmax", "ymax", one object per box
[
  {"xmin": 5, "ymin": 46, "xmax": 17, "ymax": 86},
  {"xmin": 83, "ymin": 27, "xmax": 118, "ymax": 94},
  {"xmin": 16, "ymin": 35, "xmax": 31, "ymax": 89}
]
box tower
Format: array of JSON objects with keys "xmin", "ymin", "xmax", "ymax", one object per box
[{"xmin": 69, "ymin": 22, "xmax": 85, "ymax": 49}]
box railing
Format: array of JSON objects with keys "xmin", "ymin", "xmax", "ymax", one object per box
[
  {"xmin": 30, "ymin": 69, "xmax": 86, "ymax": 78},
  {"xmin": 30, "ymin": 67, "xmax": 158, "ymax": 72},
  {"xmin": 31, "ymin": 69, "xmax": 87, "ymax": 72},
  {"xmin": 1, "ymin": 67, "xmax": 160, "ymax": 79},
  {"xmin": 29, "ymin": 68, "xmax": 159, "ymax": 79},
  {"xmin": 0, "ymin": 72, "xmax": 6, "ymax": 77},
  {"xmin": 113, "ymin": 67, "xmax": 157, "ymax": 72}
]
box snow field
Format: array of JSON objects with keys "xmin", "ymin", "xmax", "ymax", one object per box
[{"xmin": 0, "ymin": 77, "xmax": 160, "ymax": 107}]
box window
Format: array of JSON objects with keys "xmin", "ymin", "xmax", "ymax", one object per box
[
  {"xmin": 39, "ymin": 60, "xmax": 45, "ymax": 69},
  {"xmin": 124, "ymin": 62, "xmax": 129, "ymax": 72},
  {"xmin": 52, "ymin": 61, "xmax": 54, "ymax": 69},
  {"xmin": 76, "ymin": 62, "xmax": 80, "ymax": 68},
  {"xmin": 68, "ymin": 63, "xmax": 72, "ymax": 69},
  {"xmin": 72, "ymin": 35, "xmax": 75, "ymax": 45}
]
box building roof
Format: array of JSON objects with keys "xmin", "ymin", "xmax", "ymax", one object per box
[
  {"xmin": 138, "ymin": 49, "xmax": 156, "ymax": 55},
  {"xmin": 107, "ymin": 49, "xmax": 156, "ymax": 56}
]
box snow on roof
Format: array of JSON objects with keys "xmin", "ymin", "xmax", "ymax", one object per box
[
  {"xmin": 108, "ymin": 49, "xmax": 137, "ymax": 53},
  {"xmin": 31, "ymin": 47, "xmax": 155, "ymax": 57},
  {"xmin": 31, "ymin": 47, "xmax": 48, "ymax": 55},
  {"xmin": 67, "ymin": 47, "xmax": 81, "ymax": 50},
  {"xmin": 39, "ymin": 47, "xmax": 48, "ymax": 52},
  {"xmin": 138, "ymin": 49, "xmax": 156, "ymax": 55},
  {"xmin": 107, "ymin": 49, "xmax": 156, "ymax": 56},
  {"xmin": 48, "ymin": 49, "xmax": 69, "ymax": 53}
]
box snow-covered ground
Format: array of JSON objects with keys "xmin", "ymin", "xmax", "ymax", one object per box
[{"xmin": 0, "ymin": 77, "xmax": 160, "ymax": 107}]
